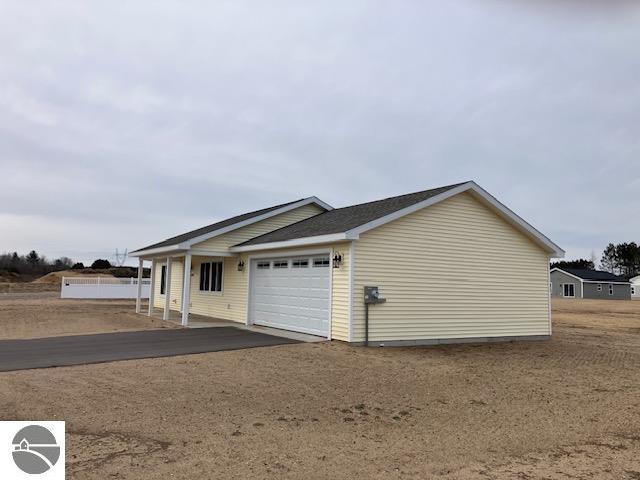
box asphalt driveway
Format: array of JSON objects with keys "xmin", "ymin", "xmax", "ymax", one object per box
[{"xmin": 0, "ymin": 327, "xmax": 300, "ymax": 372}]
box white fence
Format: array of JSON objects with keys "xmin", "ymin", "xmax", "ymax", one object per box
[{"xmin": 61, "ymin": 277, "xmax": 151, "ymax": 299}]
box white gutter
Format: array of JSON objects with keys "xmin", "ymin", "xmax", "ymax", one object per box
[{"xmin": 130, "ymin": 244, "xmax": 184, "ymax": 258}]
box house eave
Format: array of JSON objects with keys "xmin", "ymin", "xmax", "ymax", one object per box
[{"xmin": 130, "ymin": 244, "xmax": 185, "ymax": 258}]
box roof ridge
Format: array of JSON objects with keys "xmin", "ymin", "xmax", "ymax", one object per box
[{"xmin": 329, "ymin": 181, "xmax": 470, "ymax": 211}]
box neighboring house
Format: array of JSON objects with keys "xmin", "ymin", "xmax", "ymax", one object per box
[
  {"xmin": 130, "ymin": 181, "xmax": 564, "ymax": 346},
  {"xmin": 630, "ymin": 275, "xmax": 640, "ymax": 299},
  {"xmin": 550, "ymin": 268, "xmax": 631, "ymax": 300}
]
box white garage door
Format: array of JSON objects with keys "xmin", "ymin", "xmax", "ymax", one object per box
[{"xmin": 249, "ymin": 255, "xmax": 331, "ymax": 336}]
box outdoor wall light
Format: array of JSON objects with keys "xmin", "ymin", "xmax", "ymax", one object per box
[
  {"xmin": 333, "ymin": 253, "xmax": 342, "ymax": 269},
  {"xmin": 237, "ymin": 259, "xmax": 245, "ymax": 271}
]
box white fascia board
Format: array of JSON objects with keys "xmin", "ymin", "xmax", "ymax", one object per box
[
  {"xmin": 183, "ymin": 197, "xmax": 332, "ymax": 248},
  {"xmin": 189, "ymin": 249, "xmax": 238, "ymax": 257},
  {"xmin": 307, "ymin": 196, "xmax": 334, "ymax": 211},
  {"xmin": 583, "ymin": 280, "xmax": 630, "ymax": 285},
  {"xmin": 345, "ymin": 181, "xmax": 565, "ymax": 258},
  {"xmin": 550, "ymin": 268, "xmax": 585, "ymax": 284},
  {"xmin": 229, "ymin": 233, "xmax": 349, "ymax": 252},
  {"xmin": 130, "ymin": 244, "xmax": 184, "ymax": 258}
]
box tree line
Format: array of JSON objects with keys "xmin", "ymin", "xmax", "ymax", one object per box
[
  {"xmin": 551, "ymin": 242, "xmax": 640, "ymax": 279},
  {"xmin": 0, "ymin": 251, "xmax": 114, "ymax": 276}
]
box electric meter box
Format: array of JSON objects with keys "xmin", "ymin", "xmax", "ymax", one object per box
[{"xmin": 364, "ymin": 286, "xmax": 386, "ymax": 304}]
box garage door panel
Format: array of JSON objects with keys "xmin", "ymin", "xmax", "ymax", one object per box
[{"xmin": 250, "ymin": 256, "xmax": 330, "ymax": 336}]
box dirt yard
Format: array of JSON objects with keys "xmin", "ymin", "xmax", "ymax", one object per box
[
  {"xmin": 0, "ymin": 296, "xmax": 174, "ymax": 339},
  {"xmin": 1, "ymin": 298, "xmax": 639, "ymax": 479}
]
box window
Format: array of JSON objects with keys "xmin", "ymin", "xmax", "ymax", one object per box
[
  {"xmin": 199, "ymin": 261, "xmax": 223, "ymax": 292},
  {"xmin": 609, "ymin": 284, "xmax": 614, "ymax": 295},
  {"xmin": 200, "ymin": 262, "xmax": 210, "ymax": 290},
  {"xmin": 160, "ymin": 265, "xmax": 167, "ymax": 295},
  {"xmin": 273, "ymin": 260, "xmax": 288, "ymax": 269},
  {"xmin": 292, "ymin": 259, "xmax": 308, "ymax": 268},
  {"xmin": 632, "ymin": 286, "xmax": 636, "ymax": 295},
  {"xmin": 597, "ymin": 284, "xmax": 602, "ymax": 292},
  {"xmin": 563, "ymin": 283, "xmax": 575, "ymax": 298},
  {"xmin": 256, "ymin": 261, "xmax": 270, "ymax": 270},
  {"xmin": 313, "ymin": 256, "xmax": 330, "ymax": 267}
]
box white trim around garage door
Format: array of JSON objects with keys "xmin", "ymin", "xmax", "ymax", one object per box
[
  {"xmin": 347, "ymin": 241, "xmax": 355, "ymax": 343},
  {"xmin": 244, "ymin": 248, "xmax": 333, "ymax": 339}
]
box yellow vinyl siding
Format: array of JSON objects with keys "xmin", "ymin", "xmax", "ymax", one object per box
[
  {"xmin": 188, "ymin": 256, "xmax": 245, "ymax": 321},
  {"xmin": 193, "ymin": 204, "xmax": 324, "ymax": 251},
  {"xmin": 352, "ymin": 192, "xmax": 550, "ymax": 342},
  {"xmin": 329, "ymin": 243, "xmax": 350, "ymax": 341},
  {"xmin": 153, "ymin": 258, "xmax": 184, "ymax": 312}
]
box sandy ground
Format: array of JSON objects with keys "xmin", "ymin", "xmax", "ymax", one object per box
[
  {"xmin": 0, "ymin": 282, "xmax": 59, "ymax": 294},
  {"xmin": 0, "ymin": 297, "xmax": 175, "ymax": 339},
  {"xmin": 0, "ymin": 298, "xmax": 639, "ymax": 479}
]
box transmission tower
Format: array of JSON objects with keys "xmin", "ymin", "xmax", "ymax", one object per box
[{"xmin": 113, "ymin": 248, "xmax": 128, "ymax": 267}]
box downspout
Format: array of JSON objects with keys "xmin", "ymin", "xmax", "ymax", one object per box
[{"xmin": 365, "ymin": 303, "xmax": 369, "ymax": 347}]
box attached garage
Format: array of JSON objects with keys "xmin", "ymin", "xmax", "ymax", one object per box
[
  {"xmin": 248, "ymin": 254, "xmax": 331, "ymax": 336},
  {"xmin": 131, "ymin": 181, "xmax": 564, "ymax": 345}
]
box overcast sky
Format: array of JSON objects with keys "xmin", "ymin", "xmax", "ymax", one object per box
[{"xmin": 1, "ymin": 1, "xmax": 638, "ymax": 265}]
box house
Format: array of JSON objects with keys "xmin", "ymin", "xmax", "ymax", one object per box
[
  {"xmin": 550, "ymin": 268, "xmax": 631, "ymax": 300},
  {"xmin": 630, "ymin": 275, "xmax": 640, "ymax": 299},
  {"xmin": 130, "ymin": 181, "xmax": 564, "ymax": 346}
]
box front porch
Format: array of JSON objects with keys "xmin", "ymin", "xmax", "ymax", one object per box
[{"xmin": 133, "ymin": 250, "xmax": 236, "ymax": 327}]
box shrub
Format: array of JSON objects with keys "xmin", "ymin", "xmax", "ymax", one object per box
[{"xmin": 91, "ymin": 259, "xmax": 112, "ymax": 269}]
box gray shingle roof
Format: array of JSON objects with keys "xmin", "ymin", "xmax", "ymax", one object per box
[
  {"xmin": 561, "ymin": 268, "xmax": 629, "ymax": 283},
  {"xmin": 236, "ymin": 182, "xmax": 466, "ymax": 247},
  {"xmin": 132, "ymin": 198, "xmax": 312, "ymax": 252}
]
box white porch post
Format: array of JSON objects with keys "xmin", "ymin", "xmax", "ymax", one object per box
[
  {"xmin": 181, "ymin": 253, "xmax": 192, "ymax": 326},
  {"xmin": 135, "ymin": 258, "xmax": 143, "ymax": 313},
  {"xmin": 148, "ymin": 258, "xmax": 156, "ymax": 316},
  {"xmin": 163, "ymin": 256, "xmax": 172, "ymax": 321}
]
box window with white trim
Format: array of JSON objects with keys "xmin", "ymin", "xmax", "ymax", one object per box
[
  {"xmin": 256, "ymin": 261, "xmax": 270, "ymax": 270},
  {"xmin": 160, "ymin": 265, "xmax": 167, "ymax": 295},
  {"xmin": 199, "ymin": 261, "xmax": 223, "ymax": 292},
  {"xmin": 273, "ymin": 260, "xmax": 289, "ymax": 269},
  {"xmin": 597, "ymin": 284, "xmax": 602, "ymax": 292},
  {"xmin": 563, "ymin": 283, "xmax": 575, "ymax": 298},
  {"xmin": 292, "ymin": 259, "xmax": 309, "ymax": 268},
  {"xmin": 632, "ymin": 286, "xmax": 636, "ymax": 295},
  {"xmin": 609, "ymin": 284, "xmax": 613, "ymax": 295},
  {"xmin": 313, "ymin": 256, "xmax": 330, "ymax": 267}
]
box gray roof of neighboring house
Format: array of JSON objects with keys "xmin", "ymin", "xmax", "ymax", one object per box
[
  {"xmin": 132, "ymin": 198, "xmax": 312, "ymax": 252},
  {"xmin": 558, "ymin": 268, "xmax": 629, "ymax": 283},
  {"xmin": 236, "ymin": 183, "xmax": 466, "ymax": 247}
]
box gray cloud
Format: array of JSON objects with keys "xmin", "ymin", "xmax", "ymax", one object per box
[{"xmin": 0, "ymin": 1, "xmax": 638, "ymax": 264}]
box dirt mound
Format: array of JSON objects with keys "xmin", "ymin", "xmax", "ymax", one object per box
[
  {"xmin": 0, "ymin": 271, "xmax": 24, "ymax": 283},
  {"xmin": 33, "ymin": 270, "xmax": 115, "ymax": 285}
]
